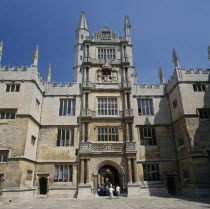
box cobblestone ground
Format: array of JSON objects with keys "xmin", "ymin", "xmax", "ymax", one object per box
[{"xmin": 1, "ymin": 196, "xmax": 210, "ymax": 209}]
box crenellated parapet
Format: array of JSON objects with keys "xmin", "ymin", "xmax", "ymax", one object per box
[
  {"xmin": 167, "ymin": 68, "xmax": 210, "ymax": 92},
  {"xmin": 133, "ymin": 83, "xmax": 165, "ymax": 96},
  {"xmin": 44, "ymin": 82, "xmax": 80, "ymax": 95},
  {"xmin": 0, "ymin": 65, "xmax": 45, "ymax": 91}
]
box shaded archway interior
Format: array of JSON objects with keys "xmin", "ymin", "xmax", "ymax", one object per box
[{"xmin": 98, "ymin": 165, "xmax": 122, "ymax": 196}]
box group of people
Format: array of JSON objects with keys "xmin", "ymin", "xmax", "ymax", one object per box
[{"xmin": 98, "ymin": 184, "xmax": 120, "ymax": 199}]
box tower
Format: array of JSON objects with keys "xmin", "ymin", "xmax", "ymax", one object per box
[{"xmin": 74, "ymin": 11, "xmax": 90, "ymax": 82}]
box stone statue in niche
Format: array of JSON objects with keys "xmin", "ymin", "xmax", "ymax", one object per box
[
  {"xmin": 96, "ymin": 70, "xmax": 117, "ymax": 83},
  {"xmin": 97, "ymin": 71, "xmax": 103, "ymax": 82}
]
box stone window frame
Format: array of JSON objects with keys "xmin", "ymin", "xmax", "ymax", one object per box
[
  {"xmin": 0, "ymin": 109, "xmax": 17, "ymax": 120},
  {"xmin": 5, "ymin": 83, "xmax": 21, "ymax": 92},
  {"xmin": 56, "ymin": 127, "xmax": 74, "ymax": 147},
  {"xmin": 0, "ymin": 150, "xmax": 9, "ymax": 163},
  {"xmin": 139, "ymin": 126, "xmax": 157, "ymax": 146},
  {"xmin": 97, "ymin": 127, "xmax": 119, "ymax": 142},
  {"xmin": 182, "ymin": 168, "xmax": 190, "ymax": 179},
  {"xmin": 97, "ymin": 48, "xmax": 116, "ymax": 60},
  {"xmin": 54, "ymin": 165, "xmax": 73, "ymax": 182},
  {"xmin": 177, "ymin": 137, "xmax": 184, "ymax": 147},
  {"xmin": 192, "ymin": 83, "xmax": 206, "ymax": 92},
  {"xmin": 59, "ymin": 99, "xmax": 76, "ymax": 116},
  {"xmin": 36, "ymin": 98, "xmax": 41, "ymax": 110},
  {"xmin": 143, "ymin": 163, "xmax": 160, "ymax": 181},
  {"xmin": 197, "ymin": 108, "xmax": 210, "ymax": 120},
  {"xmin": 172, "ymin": 99, "xmax": 177, "ymax": 109},
  {"xmin": 137, "ymin": 98, "xmax": 154, "ymax": 116},
  {"xmin": 97, "ymin": 97, "xmax": 118, "ymax": 116},
  {"xmin": 26, "ymin": 170, "xmax": 33, "ymax": 181},
  {"xmin": 31, "ymin": 135, "xmax": 36, "ymax": 145}
]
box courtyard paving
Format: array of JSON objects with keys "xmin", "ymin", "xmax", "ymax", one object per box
[{"xmin": 1, "ymin": 196, "xmax": 210, "ymax": 209}]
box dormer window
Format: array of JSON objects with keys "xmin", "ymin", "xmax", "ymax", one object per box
[{"xmin": 98, "ymin": 48, "xmax": 115, "ymax": 60}]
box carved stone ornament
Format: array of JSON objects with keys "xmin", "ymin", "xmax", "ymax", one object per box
[
  {"xmin": 102, "ymin": 59, "xmax": 112, "ymax": 71},
  {"xmin": 96, "ymin": 70, "xmax": 118, "ymax": 83},
  {"xmin": 93, "ymin": 26, "xmax": 119, "ymax": 42}
]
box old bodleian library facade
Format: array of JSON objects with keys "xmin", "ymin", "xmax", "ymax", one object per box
[{"xmin": 0, "ymin": 11, "xmax": 210, "ymax": 202}]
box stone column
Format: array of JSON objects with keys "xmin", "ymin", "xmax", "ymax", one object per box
[
  {"xmin": 86, "ymin": 159, "xmax": 90, "ymax": 184},
  {"xmin": 133, "ymin": 159, "xmax": 139, "ymax": 183},
  {"xmin": 129, "ymin": 93, "xmax": 132, "ymax": 109},
  {"xmin": 124, "ymin": 93, "xmax": 128, "ymax": 110},
  {"xmin": 127, "ymin": 158, "xmax": 132, "ymax": 183},
  {"xmin": 82, "ymin": 123, "xmax": 85, "ymax": 142},
  {"xmin": 83, "ymin": 68, "xmax": 86, "ymax": 82},
  {"xmin": 83, "ymin": 93, "xmax": 86, "ymax": 109},
  {"xmin": 80, "ymin": 159, "xmax": 85, "ymax": 184},
  {"xmin": 87, "ymin": 123, "xmax": 90, "ymax": 142},
  {"xmin": 87, "ymin": 92, "xmax": 90, "ymax": 109},
  {"xmin": 86, "ymin": 67, "xmax": 89, "ymax": 81},
  {"xmin": 123, "ymin": 68, "xmax": 126, "ymax": 82},
  {"xmin": 131, "ymin": 123, "xmax": 135, "ymax": 142},
  {"xmin": 126, "ymin": 123, "xmax": 130, "ymax": 142}
]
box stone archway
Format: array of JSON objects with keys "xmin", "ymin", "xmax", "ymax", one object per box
[{"xmin": 93, "ymin": 160, "xmax": 125, "ymax": 196}]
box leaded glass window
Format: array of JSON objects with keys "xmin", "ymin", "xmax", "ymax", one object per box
[
  {"xmin": 54, "ymin": 165, "xmax": 73, "ymax": 182},
  {"xmin": 140, "ymin": 127, "xmax": 156, "ymax": 145},
  {"xmin": 57, "ymin": 128, "xmax": 74, "ymax": 146},
  {"xmin": 59, "ymin": 99, "xmax": 76, "ymax": 116},
  {"xmin": 98, "ymin": 98, "xmax": 118, "ymax": 115},
  {"xmin": 98, "ymin": 48, "xmax": 116, "ymax": 60},
  {"xmin": 98, "ymin": 127, "xmax": 118, "ymax": 141},
  {"xmin": 143, "ymin": 164, "xmax": 160, "ymax": 181},
  {"xmin": 138, "ymin": 99, "xmax": 154, "ymax": 115}
]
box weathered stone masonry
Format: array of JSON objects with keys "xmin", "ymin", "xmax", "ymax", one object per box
[{"xmin": 0, "ymin": 12, "xmax": 209, "ymax": 201}]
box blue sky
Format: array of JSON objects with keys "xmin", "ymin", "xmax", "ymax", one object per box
[{"xmin": 0, "ymin": 0, "xmax": 210, "ymax": 84}]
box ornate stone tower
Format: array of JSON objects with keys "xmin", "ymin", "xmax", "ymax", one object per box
[{"xmin": 77, "ymin": 12, "xmax": 139, "ymax": 198}]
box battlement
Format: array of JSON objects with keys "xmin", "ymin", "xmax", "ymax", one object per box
[
  {"xmin": 0, "ymin": 65, "xmax": 28, "ymax": 71},
  {"xmin": 134, "ymin": 84, "xmax": 163, "ymax": 89},
  {"xmin": 183, "ymin": 68, "xmax": 210, "ymax": 74},
  {"xmin": 44, "ymin": 82, "xmax": 80, "ymax": 95},
  {"xmin": 166, "ymin": 68, "xmax": 210, "ymax": 92},
  {"xmin": 0, "ymin": 65, "xmax": 45, "ymax": 90},
  {"xmin": 47, "ymin": 82, "xmax": 76, "ymax": 87},
  {"xmin": 133, "ymin": 83, "xmax": 165, "ymax": 96}
]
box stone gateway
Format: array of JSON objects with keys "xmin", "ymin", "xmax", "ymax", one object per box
[{"xmin": 0, "ymin": 11, "xmax": 210, "ymax": 202}]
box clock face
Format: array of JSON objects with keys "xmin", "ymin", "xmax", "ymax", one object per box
[{"xmin": 101, "ymin": 32, "xmax": 111, "ymax": 40}]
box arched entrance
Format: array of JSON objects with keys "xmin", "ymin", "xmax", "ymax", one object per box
[
  {"xmin": 39, "ymin": 177, "xmax": 48, "ymax": 195},
  {"xmin": 94, "ymin": 160, "xmax": 125, "ymax": 196}
]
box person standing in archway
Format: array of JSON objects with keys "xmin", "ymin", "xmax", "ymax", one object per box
[
  {"xmin": 109, "ymin": 185, "xmax": 114, "ymax": 199},
  {"xmin": 116, "ymin": 185, "xmax": 120, "ymax": 198},
  {"xmin": 106, "ymin": 184, "xmax": 110, "ymax": 196}
]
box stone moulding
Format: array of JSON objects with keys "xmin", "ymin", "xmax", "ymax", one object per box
[{"xmin": 79, "ymin": 142, "xmax": 137, "ymax": 153}]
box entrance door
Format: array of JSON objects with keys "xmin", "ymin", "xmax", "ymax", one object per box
[
  {"xmin": 39, "ymin": 177, "xmax": 48, "ymax": 195},
  {"xmin": 98, "ymin": 165, "xmax": 120, "ymax": 196},
  {"xmin": 167, "ymin": 177, "xmax": 176, "ymax": 194}
]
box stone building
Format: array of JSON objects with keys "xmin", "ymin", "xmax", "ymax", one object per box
[{"xmin": 0, "ymin": 11, "xmax": 210, "ymax": 201}]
